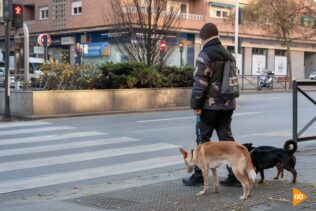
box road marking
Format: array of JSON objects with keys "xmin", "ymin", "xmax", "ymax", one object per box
[
  {"xmin": 0, "ymin": 126, "xmax": 75, "ymax": 136},
  {"xmin": 0, "ymin": 137, "xmax": 141, "ymax": 157},
  {"xmin": 137, "ymin": 112, "xmax": 261, "ymax": 123},
  {"xmin": 0, "ymin": 143, "xmax": 179, "ymax": 173},
  {"xmin": 233, "ymin": 112, "xmax": 260, "ymax": 116},
  {"xmin": 0, "ymin": 131, "xmax": 106, "ymax": 146},
  {"xmin": 0, "ymin": 121, "xmax": 51, "ymax": 129},
  {"xmin": 0, "ymin": 155, "xmax": 183, "ymax": 194},
  {"xmin": 137, "ymin": 117, "xmax": 194, "ymax": 123}
]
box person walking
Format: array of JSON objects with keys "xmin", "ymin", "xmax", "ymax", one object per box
[{"xmin": 182, "ymin": 22, "xmax": 241, "ymax": 187}]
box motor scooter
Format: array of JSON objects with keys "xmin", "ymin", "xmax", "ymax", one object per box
[{"xmin": 257, "ymin": 71, "xmax": 273, "ymax": 90}]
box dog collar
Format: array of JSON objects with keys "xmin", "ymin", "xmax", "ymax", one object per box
[{"xmin": 250, "ymin": 149, "xmax": 255, "ymax": 155}]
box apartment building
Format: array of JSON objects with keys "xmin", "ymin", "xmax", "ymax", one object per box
[{"xmin": 0, "ymin": 0, "xmax": 316, "ymax": 79}]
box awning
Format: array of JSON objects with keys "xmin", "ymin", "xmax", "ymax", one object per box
[
  {"xmin": 301, "ymin": 16, "xmax": 315, "ymax": 25},
  {"xmin": 208, "ymin": 1, "xmax": 245, "ymax": 8}
]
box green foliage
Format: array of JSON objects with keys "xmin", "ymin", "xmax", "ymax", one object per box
[
  {"xmin": 160, "ymin": 65, "xmax": 193, "ymax": 87},
  {"xmin": 38, "ymin": 63, "xmax": 99, "ymax": 90},
  {"xmin": 98, "ymin": 62, "xmax": 193, "ymax": 89},
  {"xmin": 36, "ymin": 62, "xmax": 193, "ymax": 90}
]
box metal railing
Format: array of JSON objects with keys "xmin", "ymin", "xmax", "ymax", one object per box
[
  {"xmin": 238, "ymin": 75, "xmax": 288, "ymax": 91},
  {"xmin": 292, "ymin": 80, "xmax": 316, "ymax": 143},
  {"xmin": 123, "ymin": 7, "xmax": 203, "ymax": 20}
]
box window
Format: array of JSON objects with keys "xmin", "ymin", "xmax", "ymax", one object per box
[
  {"xmin": 180, "ymin": 3, "xmax": 188, "ymax": 14},
  {"xmin": 210, "ymin": 6, "xmax": 231, "ymax": 19},
  {"xmin": 39, "ymin": 6, "xmax": 49, "ymax": 20},
  {"xmin": 252, "ymin": 48, "xmax": 267, "ymax": 55},
  {"xmin": 167, "ymin": 1, "xmax": 188, "ymax": 13},
  {"xmin": 275, "ymin": 50, "xmax": 287, "ymax": 56},
  {"xmin": 72, "ymin": 1, "xmax": 82, "ymax": 15},
  {"xmin": 53, "ymin": 0, "xmax": 66, "ymax": 27}
]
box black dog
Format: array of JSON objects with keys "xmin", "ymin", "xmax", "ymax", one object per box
[{"xmin": 243, "ymin": 140, "xmax": 297, "ymax": 183}]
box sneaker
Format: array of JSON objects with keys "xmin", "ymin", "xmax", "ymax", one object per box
[
  {"xmin": 220, "ymin": 177, "xmax": 242, "ymax": 187},
  {"xmin": 182, "ymin": 174, "xmax": 203, "ymax": 186}
]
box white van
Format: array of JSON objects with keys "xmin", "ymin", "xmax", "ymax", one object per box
[
  {"xmin": 0, "ymin": 57, "xmax": 44, "ymax": 88},
  {"xmin": 29, "ymin": 57, "xmax": 44, "ymax": 81},
  {"xmin": 0, "ymin": 67, "xmax": 16, "ymax": 87}
]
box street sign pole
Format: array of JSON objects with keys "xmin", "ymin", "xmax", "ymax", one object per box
[
  {"xmin": 4, "ymin": 19, "xmax": 11, "ymax": 119},
  {"xmin": 179, "ymin": 43, "xmax": 184, "ymax": 68},
  {"xmin": 3, "ymin": 0, "xmax": 12, "ymax": 119},
  {"xmin": 43, "ymin": 35, "xmax": 48, "ymax": 63}
]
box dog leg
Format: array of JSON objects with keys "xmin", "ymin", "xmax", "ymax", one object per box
[
  {"xmin": 291, "ymin": 168, "xmax": 297, "ymax": 183},
  {"xmin": 281, "ymin": 168, "xmax": 284, "ymax": 178},
  {"xmin": 284, "ymin": 165, "xmax": 297, "ymax": 183},
  {"xmin": 232, "ymin": 168, "xmax": 247, "ymax": 200},
  {"xmin": 259, "ymin": 170, "xmax": 264, "ymax": 183},
  {"xmin": 197, "ymin": 168, "xmax": 209, "ymax": 196},
  {"xmin": 274, "ymin": 164, "xmax": 283, "ymax": 180},
  {"xmin": 211, "ymin": 168, "xmax": 219, "ymax": 193},
  {"xmin": 245, "ymin": 170, "xmax": 253, "ymax": 198}
]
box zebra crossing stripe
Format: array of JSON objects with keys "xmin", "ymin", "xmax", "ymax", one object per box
[
  {"xmin": 0, "ymin": 121, "xmax": 51, "ymax": 129},
  {"xmin": 0, "ymin": 131, "xmax": 106, "ymax": 146},
  {"xmin": 0, "ymin": 155, "xmax": 183, "ymax": 194},
  {"xmin": 0, "ymin": 137, "xmax": 141, "ymax": 157},
  {"xmin": 0, "ymin": 143, "xmax": 179, "ymax": 173},
  {"xmin": 0, "ymin": 126, "xmax": 75, "ymax": 136}
]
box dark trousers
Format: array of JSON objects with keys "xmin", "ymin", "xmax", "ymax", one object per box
[{"xmin": 195, "ymin": 109, "xmax": 235, "ymax": 177}]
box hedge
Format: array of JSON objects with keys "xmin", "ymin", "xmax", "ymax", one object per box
[{"xmin": 37, "ymin": 62, "xmax": 194, "ymax": 90}]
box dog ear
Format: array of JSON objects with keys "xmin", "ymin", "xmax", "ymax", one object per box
[
  {"xmin": 244, "ymin": 143, "xmax": 253, "ymax": 147},
  {"xmin": 179, "ymin": 147, "xmax": 188, "ymax": 158}
]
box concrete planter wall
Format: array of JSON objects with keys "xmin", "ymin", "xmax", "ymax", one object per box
[{"xmin": 0, "ymin": 88, "xmax": 192, "ymax": 118}]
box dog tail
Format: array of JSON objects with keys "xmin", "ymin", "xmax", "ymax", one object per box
[
  {"xmin": 284, "ymin": 140, "xmax": 297, "ymax": 154},
  {"xmin": 239, "ymin": 145, "xmax": 256, "ymax": 182}
]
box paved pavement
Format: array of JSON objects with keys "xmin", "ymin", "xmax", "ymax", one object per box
[
  {"xmin": 0, "ymin": 118, "xmax": 315, "ymax": 210},
  {"xmin": 0, "ymin": 92, "xmax": 316, "ymax": 210}
]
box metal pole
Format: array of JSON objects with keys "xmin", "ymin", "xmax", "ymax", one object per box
[
  {"xmin": 4, "ymin": 20, "xmax": 11, "ymax": 119},
  {"xmin": 293, "ymin": 80, "xmax": 298, "ymax": 143},
  {"xmin": 234, "ymin": 0, "xmax": 240, "ymax": 59},
  {"xmin": 23, "ymin": 23, "xmax": 29, "ymax": 83},
  {"xmin": 44, "ymin": 35, "xmax": 48, "ymax": 63}
]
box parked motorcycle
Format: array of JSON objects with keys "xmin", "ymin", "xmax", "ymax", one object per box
[{"xmin": 257, "ymin": 71, "xmax": 274, "ymax": 90}]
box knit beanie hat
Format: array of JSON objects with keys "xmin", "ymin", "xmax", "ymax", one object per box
[{"xmin": 199, "ymin": 23, "xmax": 218, "ymax": 40}]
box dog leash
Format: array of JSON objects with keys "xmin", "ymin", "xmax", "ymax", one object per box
[{"xmin": 196, "ymin": 115, "xmax": 203, "ymax": 145}]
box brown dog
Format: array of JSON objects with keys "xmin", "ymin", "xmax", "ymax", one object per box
[{"xmin": 179, "ymin": 141, "xmax": 256, "ymax": 200}]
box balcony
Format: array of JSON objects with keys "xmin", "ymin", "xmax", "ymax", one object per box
[
  {"xmin": 24, "ymin": 20, "xmax": 36, "ymax": 26},
  {"xmin": 179, "ymin": 13, "xmax": 203, "ymax": 20},
  {"xmin": 123, "ymin": 7, "xmax": 203, "ymax": 20}
]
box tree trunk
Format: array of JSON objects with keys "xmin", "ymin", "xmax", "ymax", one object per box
[
  {"xmin": 283, "ymin": 30, "xmax": 292, "ymax": 90},
  {"xmin": 286, "ymin": 43, "xmax": 292, "ymax": 90}
]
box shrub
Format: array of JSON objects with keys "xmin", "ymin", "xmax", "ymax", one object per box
[
  {"xmin": 38, "ymin": 63, "xmax": 99, "ymax": 90},
  {"xmin": 36, "ymin": 62, "xmax": 194, "ymax": 90},
  {"xmin": 98, "ymin": 62, "xmax": 194, "ymax": 89},
  {"xmin": 98, "ymin": 62, "xmax": 166, "ymax": 89},
  {"xmin": 160, "ymin": 65, "xmax": 194, "ymax": 87}
]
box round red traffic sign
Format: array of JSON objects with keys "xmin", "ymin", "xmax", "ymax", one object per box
[
  {"xmin": 37, "ymin": 34, "xmax": 52, "ymax": 47},
  {"xmin": 159, "ymin": 40, "xmax": 167, "ymax": 52}
]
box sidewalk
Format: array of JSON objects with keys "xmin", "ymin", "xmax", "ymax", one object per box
[{"xmin": 0, "ymin": 143, "xmax": 315, "ymax": 211}]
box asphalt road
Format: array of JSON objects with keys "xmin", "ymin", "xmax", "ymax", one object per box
[{"xmin": 0, "ymin": 91, "xmax": 316, "ymax": 204}]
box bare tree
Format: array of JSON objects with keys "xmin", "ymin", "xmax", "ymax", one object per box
[
  {"xmin": 243, "ymin": 0, "xmax": 316, "ymax": 88},
  {"xmin": 106, "ymin": 0, "xmax": 181, "ymax": 67}
]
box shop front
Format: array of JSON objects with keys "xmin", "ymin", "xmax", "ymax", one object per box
[{"xmin": 48, "ymin": 36, "xmax": 75, "ymax": 64}]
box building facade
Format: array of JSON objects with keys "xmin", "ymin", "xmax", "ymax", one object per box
[{"xmin": 1, "ymin": 0, "xmax": 316, "ymax": 79}]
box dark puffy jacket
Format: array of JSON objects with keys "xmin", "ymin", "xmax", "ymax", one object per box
[{"xmin": 191, "ymin": 37, "xmax": 236, "ymax": 110}]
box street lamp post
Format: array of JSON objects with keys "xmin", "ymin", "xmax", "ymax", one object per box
[
  {"xmin": 234, "ymin": 0, "xmax": 240, "ymax": 59},
  {"xmin": 4, "ymin": 20, "xmax": 11, "ymax": 119},
  {"xmin": 179, "ymin": 43, "xmax": 184, "ymax": 68},
  {"xmin": 3, "ymin": 0, "xmax": 12, "ymax": 119}
]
